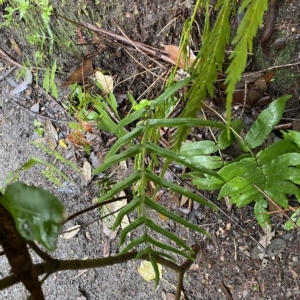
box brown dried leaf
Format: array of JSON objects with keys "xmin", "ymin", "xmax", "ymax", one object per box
[
  {"xmin": 9, "ymin": 37, "xmax": 22, "ymax": 56},
  {"xmin": 180, "ymin": 195, "xmax": 189, "ymax": 207},
  {"xmin": 259, "ymin": 224, "xmax": 275, "ymax": 248},
  {"xmin": 67, "ymin": 130, "xmax": 89, "ymax": 148},
  {"xmin": 44, "ymin": 120, "xmax": 58, "ymax": 150},
  {"xmin": 162, "ymin": 44, "xmax": 196, "ymax": 70},
  {"xmin": 62, "ymin": 58, "xmax": 93, "ymax": 86}
]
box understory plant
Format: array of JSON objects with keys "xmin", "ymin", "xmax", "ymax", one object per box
[{"xmin": 2, "ymin": 0, "xmax": 300, "ymax": 299}]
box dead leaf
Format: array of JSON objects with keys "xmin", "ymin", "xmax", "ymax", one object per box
[
  {"xmin": 102, "ymin": 191, "xmax": 129, "ymax": 239},
  {"xmin": 103, "ymin": 239, "xmax": 110, "ymax": 257},
  {"xmin": 90, "ymin": 152, "xmax": 101, "ymax": 169},
  {"xmin": 95, "ymin": 70, "xmax": 114, "ymax": 94},
  {"xmin": 44, "ymin": 120, "xmax": 58, "ymax": 150},
  {"xmin": 189, "ymin": 263, "xmax": 200, "ymax": 271},
  {"xmin": 180, "ymin": 195, "xmax": 189, "ymax": 207},
  {"xmin": 62, "ymin": 58, "xmax": 93, "ymax": 86},
  {"xmin": 137, "ymin": 260, "xmax": 162, "ymax": 282},
  {"xmin": 266, "ymin": 238, "xmax": 286, "ymax": 257},
  {"xmin": 30, "ymin": 102, "xmax": 39, "ymax": 113},
  {"xmin": 59, "ymin": 139, "xmax": 67, "ymax": 148},
  {"xmin": 259, "ymin": 224, "xmax": 275, "ymax": 248},
  {"xmin": 61, "ymin": 225, "xmax": 81, "ymax": 239},
  {"xmin": 162, "ymin": 44, "xmax": 196, "ymax": 70},
  {"xmin": 289, "ymin": 266, "xmax": 299, "ymax": 279},
  {"xmin": 9, "ymin": 37, "xmax": 22, "ymax": 56},
  {"xmin": 82, "ymin": 161, "xmax": 92, "ymax": 183}
]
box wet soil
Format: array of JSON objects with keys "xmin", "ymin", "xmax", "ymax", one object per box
[{"xmin": 0, "ymin": 1, "xmax": 300, "ymax": 299}]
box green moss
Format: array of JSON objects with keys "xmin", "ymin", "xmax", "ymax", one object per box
[{"xmin": 255, "ymin": 37, "xmax": 298, "ymax": 92}]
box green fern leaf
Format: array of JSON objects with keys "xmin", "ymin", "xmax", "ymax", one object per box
[
  {"xmin": 173, "ymin": 0, "xmax": 232, "ymax": 150},
  {"xmin": 245, "ymin": 96, "xmax": 291, "ymax": 148},
  {"xmin": 225, "ymin": 0, "xmax": 268, "ymax": 127}
]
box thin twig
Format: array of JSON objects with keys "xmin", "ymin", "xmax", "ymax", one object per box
[
  {"xmin": 241, "ymin": 61, "xmax": 300, "ymax": 78},
  {"xmin": 28, "ymin": 241, "xmax": 54, "ymax": 262},
  {"xmin": 253, "ymin": 183, "xmax": 300, "ymax": 230},
  {"xmin": 65, "ymin": 194, "xmax": 133, "ymax": 223}
]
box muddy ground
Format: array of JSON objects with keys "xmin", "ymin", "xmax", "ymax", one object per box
[{"xmin": 0, "ymin": 0, "xmax": 300, "ymax": 299}]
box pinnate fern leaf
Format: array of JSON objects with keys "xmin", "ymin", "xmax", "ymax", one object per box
[{"xmin": 225, "ymin": 0, "xmax": 268, "ymax": 126}]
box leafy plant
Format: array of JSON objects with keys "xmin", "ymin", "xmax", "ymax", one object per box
[
  {"xmin": 33, "ymin": 119, "xmax": 44, "ymax": 137},
  {"xmin": 42, "ymin": 61, "xmax": 59, "ymax": 99},
  {"xmin": 0, "ymin": 182, "xmax": 65, "ymax": 251},
  {"xmin": 191, "ymin": 95, "xmax": 300, "ymax": 228},
  {"xmin": 2, "ymin": 0, "xmax": 297, "ymax": 296}
]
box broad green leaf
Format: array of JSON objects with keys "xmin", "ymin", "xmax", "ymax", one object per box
[
  {"xmin": 144, "ymin": 196, "xmax": 209, "ymax": 236},
  {"xmin": 230, "ymin": 190, "xmax": 261, "ymax": 207},
  {"xmin": 184, "ymin": 155, "xmax": 223, "ymax": 169},
  {"xmin": 264, "ymin": 190, "xmax": 288, "ymax": 208},
  {"xmin": 180, "ymin": 140, "xmax": 219, "ymax": 156},
  {"xmin": 264, "ymin": 153, "xmax": 300, "ymax": 170},
  {"xmin": 284, "ymin": 209, "xmax": 300, "ymax": 230},
  {"xmin": 95, "ymin": 104, "xmax": 124, "ymax": 136},
  {"xmin": 85, "ymin": 111, "xmax": 100, "ymax": 120},
  {"xmin": 97, "ymin": 171, "xmax": 141, "ymax": 202},
  {"xmin": 257, "ymin": 138, "xmax": 292, "ymax": 165},
  {"xmin": 93, "ymin": 144, "xmax": 142, "ymax": 175},
  {"xmin": 244, "ymin": 95, "xmax": 291, "ymax": 148},
  {"xmin": 192, "ymin": 177, "xmax": 224, "ymax": 190},
  {"xmin": 218, "ymin": 158, "xmax": 255, "ymax": 181},
  {"xmin": 218, "ymin": 119, "xmax": 244, "ymax": 150},
  {"xmin": 254, "ymin": 198, "xmax": 270, "ymax": 227},
  {"xmin": 0, "ymin": 182, "xmax": 66, "ymax": 251},
  {"xmin": 144, "ymin": 170, "xmax": 217, "ymax": 210},
  {"xmin": 108, "ymin": 92, "xmax": 119, "ymax": 117},
  {"xmin": 283, "ymin": 130, "xmax": 300, "ymax": 151},
  {"xmin": 265, "ymin": 180, "xmax": 300, "ymax": 197},
  {"xmin": 219, "ymin": 176, "xmax": 255, "ymax": 199},
  {"xmin": 50, "ymin": 61, "xmax": 58, "ymax": 99}
]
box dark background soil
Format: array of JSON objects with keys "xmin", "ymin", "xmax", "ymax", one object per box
[{"xmin": 0, "ymin": 0, "xmax": 300, "ymax": 299}]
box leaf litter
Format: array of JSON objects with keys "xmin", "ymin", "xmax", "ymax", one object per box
[{"xmin": 251, "ymin": 223, "xmax": 287, "ymax": 263}]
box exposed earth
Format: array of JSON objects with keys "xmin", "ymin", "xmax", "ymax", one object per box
[{"xmin": 0, "ymin": 1, "xmax": 300, "ymax": 299}]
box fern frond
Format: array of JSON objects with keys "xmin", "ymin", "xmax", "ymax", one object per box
[
  {"xmin": 225, "ymin": 0, "xmax": 268, "ymax": 128},
  {"xmin": 173, "ymin": 0, "xmax": 232, "ymax": 150}
]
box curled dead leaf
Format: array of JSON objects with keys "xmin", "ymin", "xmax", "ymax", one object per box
[
  {"xmin": 62, "ymin": 58, "xmax": 93, "ymax": 86},
  {"xmin": 162, "ymin": 44, "xmax": 196, "ymax": 70}
]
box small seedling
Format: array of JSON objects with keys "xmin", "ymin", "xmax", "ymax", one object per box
[{"xmin": 34, "ymin": 119, "xmax": 44, "ymax": 137}]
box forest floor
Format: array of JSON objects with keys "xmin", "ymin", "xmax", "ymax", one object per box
[{"xmin": 0, "ymin": 0, "xmax": 300, "ymax": 299}]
